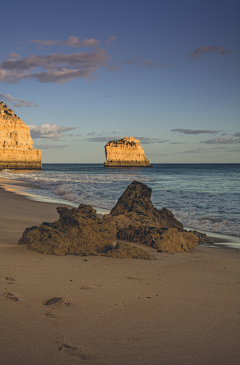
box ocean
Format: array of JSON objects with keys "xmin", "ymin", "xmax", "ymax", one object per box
[{"xmin": 1, "ymin": 164, "xmax": 240, "ymax": 239}]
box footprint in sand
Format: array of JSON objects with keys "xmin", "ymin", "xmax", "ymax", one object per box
[
  {"xmin": 5, "ymin": 277, "xmax": 15, "ymax": 285},
  {"xmin": 44, "ymin": 312, "xmax": 57, "ymax": 319},
  {"xmin": 127, "ymin": 276, "xmax": 142, "ymax": 281},
  {"xmin": 80, "ymin": 285, "xmax": 101, "ymax": 290},
  {"xmin": 42, "ymin": 297, "xmax": 71, "ymax": 306},
  {"xmin": 59, "ymin": 343, "xmax": 89, "ymax": 360},
  {"xmin": 3, "ymin": 292, "xmax": 18, "ymax": 301}
]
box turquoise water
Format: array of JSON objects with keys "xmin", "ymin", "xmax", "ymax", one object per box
[{"xmin": 1, "ymin": 164, "xmax": 240, "ymax": 238}]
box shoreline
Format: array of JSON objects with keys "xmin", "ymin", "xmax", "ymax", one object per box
[
  {"xmin": 1, "ymin": 176, "xmax": 239, "ymax": 249},
  {"xmin": 0, "ymin": 176, "xmax": 110, "ymax": 214}
]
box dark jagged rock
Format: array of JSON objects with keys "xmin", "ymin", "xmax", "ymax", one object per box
[
  {"xmin": 103, "ymin": 181, "xmax": 199, "ymax": 252},
  {"xmin": 19, "ymin": 205, "xmax": 117, "ymax": 256},
  {"xmin": 18, "ymin": 204, "xmax": 153, "ymax": 259},
  {"xmin": 110, "ymin": 180, "xmax": 183, "ymax": 230}
]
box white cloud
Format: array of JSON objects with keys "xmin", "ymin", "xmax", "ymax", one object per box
[
  {"xmin": 0, "ymin": 93, "xmax": 38, "ymax": 107},
  {"xmin": 29, "ymin": 124, "xmax": 76, "ymax": 139}
]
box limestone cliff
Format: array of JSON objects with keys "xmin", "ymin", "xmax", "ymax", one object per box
[
  {"xmin": 0, "ymin": 101, "xmax": 42, "ymax": 170},
  {"xmin": 104, "ymin": 137, "xmax": 152, "ymax": 167}
]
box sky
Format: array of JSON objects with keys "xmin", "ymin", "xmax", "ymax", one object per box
[{"xmin": 0, "ymin": 0, "xmax": 239, "ymax": 163}]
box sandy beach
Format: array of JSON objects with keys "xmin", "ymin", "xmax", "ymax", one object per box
[{"xmin": 0, "ymin": 178, "xmax": 240, "ymax": 365}]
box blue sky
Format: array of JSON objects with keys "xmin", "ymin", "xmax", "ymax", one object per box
[{"xmin": 1, "ymin": 0, "xmax": 239, "ymax": 163}]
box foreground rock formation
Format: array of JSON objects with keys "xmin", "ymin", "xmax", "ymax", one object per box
[
  {"xmin": 0, "ymin": 101, "xmax": 42, "ymax": 170},
  {"xmin": 104, "ymin": 137, "xmax": 152, "ymax": 167},
  {"xmin": 103, "ymin": 181, "xmax": 199, "ymax": 252},
  {"xmin": 19, "ymin": 181, "xmax": 200, "ymax": 256},
  {"xmin": 19, "ymin": 204, "xmax": 153, "ymax": 259}
]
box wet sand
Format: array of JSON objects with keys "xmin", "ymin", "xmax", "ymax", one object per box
[{"xmin": 0, "ymin": 178, "xmax": 240, "ymax": 365}]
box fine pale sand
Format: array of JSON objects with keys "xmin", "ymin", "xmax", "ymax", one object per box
[{"xmin": 0, "ymin": 178, "xmax": 240, "ymax": 365}]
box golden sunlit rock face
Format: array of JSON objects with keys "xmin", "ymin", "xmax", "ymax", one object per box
[
  {"xmin": 0, "ymin": 102, "xmax": 42, "ymax": 170},
  {"xmin": 104, "ymin": 137, "xmax": 152, "ymax": 167}
]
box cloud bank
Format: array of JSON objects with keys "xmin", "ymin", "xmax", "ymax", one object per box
[
  {"xmin": 202, "ymin": 137, "xmax": 240, "ymax": 144},
  {"xmin": 0, "ymin": 93, "xmax": 38, "ymax": 108},
  {"xmin": 190, "ymin": 46, "xmax": 234, "ymax": 60},
  {"xmin": 0, "ymin": 48, "xmax": 119, "ymax": 84},
  {"xmin": 29, "ymin": 124, "xmax": 76, "ymax": 139},
  {"xmin": 1, "ymin": 35, "xmax": 166, "ymax": 84},
  {"xmin": 171, "ymin": 129, "xmax": 219, "ymax": 135},
  {"xmin": 85, "ymin": 136, "xmax": 121, "ymax": 142}
]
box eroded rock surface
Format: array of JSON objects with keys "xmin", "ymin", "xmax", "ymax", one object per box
[
  {"xmin": 104, "ymin": 137, "xmax": 152, "ymax": 167},
  {"xmin": 18, "ymin": 204, "xmax": 152, "ymax": 259},
  {"xmin": 19, "ymin": 205, "xmax": 117, "ymax": 255},
  {"xmin": 0, "ymin": 101, "xmax": 42, "ymax": 169},
  {"xmin": 103, "ymin": 181, "xmax": 199, "ymax": 252},
  {"xmin": 18, "ymin": 181, "xmax": 201, "ymax": 256},
  {"xmin": 104, "ymin": 242, "xmax": 153, "ymax": 260},
  {"xmin": 110, "ymin": 180, "xmax": 183, "ymax": 229}
]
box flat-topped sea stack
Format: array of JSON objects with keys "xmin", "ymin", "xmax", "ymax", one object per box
[
  {"xmin": 104, "ymin": 136, "xmax": 152, "ymax": 167},
  {"xmin": 0, "ymin": 101, "xmax": 42, "ymax": 170}
]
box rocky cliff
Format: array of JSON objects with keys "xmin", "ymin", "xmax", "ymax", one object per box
[
  {"xmin": 104, "ymin": 137, "xmax": 152, "ymax": 167},
  {"xmin": 0, "ymin": 101, "xmax": 42, "ymax": 170}
]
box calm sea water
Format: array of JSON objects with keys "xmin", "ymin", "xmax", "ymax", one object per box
[{"xmin": 1, "ymin": 164, "xmax": 240, "ymax": 238}]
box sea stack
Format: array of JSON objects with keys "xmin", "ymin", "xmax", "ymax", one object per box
[
  {"xmin": 104, "ymin": 136, "xmax": 152, "ymax": 167},
  {"xmin": 0, "ymin": 102, "xmax": 42, "ymax": 170}
]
